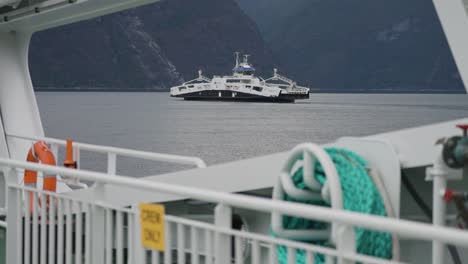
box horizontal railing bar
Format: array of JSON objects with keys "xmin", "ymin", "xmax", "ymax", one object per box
[
  {"xmin": 10, "ymin": 169, "xmax": 90, "ymax": 186},
  {"xmin": 9, "ymin": 184, "xmax": 135, "ymax": 214},
  {"xmin": 2, "ymin": 159, "xmax": 468, "ymax": 248},
  {"xmin": 6, "ymin": 133, "xmax": 207, "ymax": 168},
  {"xmin": 164, "ymin": 215, "xmax": 403, "ymax": 264}
]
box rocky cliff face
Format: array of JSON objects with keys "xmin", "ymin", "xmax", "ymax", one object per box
[
  {"xmin": 29, "ymin": 0, "xmax": 275, "ymax": 90},
  {"xmin": 30, "ymin": 0, "xmax": 463, "ymax": 92},
  {"xmin": 236, "ymin": 0, "xmax": 465, "ymax": 92}
]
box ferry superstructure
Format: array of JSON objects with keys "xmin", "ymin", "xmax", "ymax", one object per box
[
  {"xmin": 170, "ymin": 53, "xmax": 310, "ymax": 102},
  {"xmin": 0, "ymin": 0, "xmax": 468, "ymax": 263}
]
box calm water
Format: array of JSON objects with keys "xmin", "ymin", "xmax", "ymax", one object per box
[{"xmin": 36, "ymin": 92, "xmax": 468, "ymax": 176}]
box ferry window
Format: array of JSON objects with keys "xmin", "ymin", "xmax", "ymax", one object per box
[
  {"xmin": 253, "ymin": 86, "xmax": 263, "ymax": 92},
  {"xmin": 246, "ymin": 85, "xmax": 251, "ymax": 88},
  {"xmin": 188, "ymin": 85, "xmax": 194, "ymax": 88},
  {"xmin": 226, "ymin": 79, "xmax": 241, "ymax": 83},
  {"xmin": 179, "ymin": 87, "xmax": 186, "ymax": 91},
  {"xmin": 241, "ymin": 80, "xmax": 251, "ymax": 83}
]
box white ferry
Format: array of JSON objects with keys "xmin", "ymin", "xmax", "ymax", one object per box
[{"xmin": 170, "ymin": 53, "xmax": 310, "ymax": 102}]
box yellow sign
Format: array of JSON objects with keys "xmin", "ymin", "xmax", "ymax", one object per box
[{"xmin": 139, "ymin": 203, "xmax": 165, "ymax": 251}]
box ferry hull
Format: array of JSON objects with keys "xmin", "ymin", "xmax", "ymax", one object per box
[{"xmin": 171, "ymin": 90, "xmax": 309, "ymax": 103}]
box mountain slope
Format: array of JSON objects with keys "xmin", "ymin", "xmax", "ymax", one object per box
[
  {"xmin": 29, "ymin": 0, "xmax": 275, "ymax": 90},
  {"xmin": 236, "ymin": 0, "xmax": 465, "ymax": 92}
]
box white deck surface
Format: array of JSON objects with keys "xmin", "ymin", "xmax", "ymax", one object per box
[{"xmin": 68, "ymin": 118, "xmax": 468, "ymax": 206}]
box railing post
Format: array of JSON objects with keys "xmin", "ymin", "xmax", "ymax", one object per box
[
  {"xmin": 0, "ymin": 170, "xmax": 6, "ymax": 213},
  {"xmin": 91, "ymin": 182, "xmax": 106, "ymax": 263},
  {"xmin": 133, "ymin": 205, "xmax": 145, "ymax": 264},
  {"xmin": 428, "ymin": 157, "xmax": 448, "ymax": 264},
  {"xmin": 74, "ymin": 145, "xmax": 81, "ymax": 170},
  {"xmin": 214, "ymin": 204, "xmax": 232, "ymax": 264},
  {"xmin": 6, "ymin": 168, "xmax": 22, "ymax": 264},
  {"xmin": 335, "ymin": 225, "xmax": 356, "ymax": 264},
  {"xmin": 107, "ymin": 152, "xmax": 117, "ymax": 175}
]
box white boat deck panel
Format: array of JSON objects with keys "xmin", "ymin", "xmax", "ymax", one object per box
[{"xmin": 68, "ymin": 118, "xmax": 468, "ymax": 206}]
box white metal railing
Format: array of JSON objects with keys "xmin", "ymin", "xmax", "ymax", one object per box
[
  {"xmin": 2, "ymin": 159, "xmax": 468, "ymax": 263},
  {"xmin": 163, "ymin": 215, "xmax": 405, "ymax": 264},
  {"xmin": 6, "ymin": 133, "xmax": 207, "ymax": 176}
]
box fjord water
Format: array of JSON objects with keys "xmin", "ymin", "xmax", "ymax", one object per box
[{"xmin": 36, "ymin": 92, "xmax": 468, "ymax": 177}]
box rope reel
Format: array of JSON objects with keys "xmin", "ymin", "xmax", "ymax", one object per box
[
  {"xmin": 272, "ymin": 143, "xmax": 344, "ymax": 243},
  {"xmin": 271, "ymin": 143, "xmax": 393, "ymax": 263}
]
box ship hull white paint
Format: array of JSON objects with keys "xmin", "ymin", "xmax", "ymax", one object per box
[{"xmin": 172, "ymin": 89, "xmax": 309, "ymax": 103}]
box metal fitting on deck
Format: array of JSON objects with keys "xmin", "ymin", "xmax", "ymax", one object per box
[{"xmin": 442, "ymin": 124, "xmax": 468, "ymax": 169}]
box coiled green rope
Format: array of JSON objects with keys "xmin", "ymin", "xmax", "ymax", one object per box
[{"xmin": 273, "ymin": 148, "xmax": 392, "ymax": 263}]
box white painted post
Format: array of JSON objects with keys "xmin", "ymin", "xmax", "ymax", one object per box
[
  {"xmin": 151, "ymin": 250, "xmax": 160, "ymax": 264},
  {"xmin": 75, "ymin": 201, "xmax": 83, "ymax": 264},
  {"xmin": 84, "ymin": 204, "xmax": 91, "ymax": 264},
  {"xmin": 0, "ymin": 170, "xmax": 6, "ymax": 213},
  {"xmin": 234, "ymin": 236, "xmax": 242, "ymax": 264},
  {"xmin": 107, "ymin": 152, "xmax": 116, "ymax": 175},
  {"xmin": 269, "ymin": 244, "xmax": 277, "ymax": 264},
  {"xmin": 177, "ymin": 223, "xmax": 185, "ymax": 263},
  {"xmin": 40, "ymin": 194, "xmax": 47, "ymax": 264},
  {"xmin": 91, "ymin": 183, "xmax": 106, "ymax": 263},
  {"xmin": 306, "ymin": 251, "xmax": 314, "ymax": 264},
  {"xmin": 251, "ymin": 240, "xmax": 260, "ymax": 263},
  {"xmin": 56, "ymin": 199, "xmax": 63, "ymax": 264},
  {"xmin": 48, "ymin": 196, "xmax": 56, "ymax": 264},
  {"xmin": 65, "ymin": 199, "xmax": 72, "ymax": 264},
  {"xmin": 429, "ymin": 159, "xmax": 448, "ymax": 264},
  {"xmin": 191, "ymin": 227, "xmax": 199, "ymax": 264},
  {"xmin": 74, "ymin": 146, "xmax": 81, "ymax": 170},
  {"xmin": 105, "ymin": 208, "xmax": 112, "ymax": 264},
  {"xmin": 204, "ymin": 229, "xmax": 212, "ymax": 264},
  {"xmin": 127, "ymin": 212, "xmax": 134, "ymax": 264},
  {"xmin": 6, "ymin": 169, "xmax": 21, "ymax": 264},
  {"xmin": 336, "ymin": 225, "xmax": 356, "ymax": 264},
  {"xmin": 133, "ymin": 206, "xmax": 145, "ymax": 264},
  {"xmin": 214, "ymin": 204, "xmax": 232, "ymax": 264},
  {"xmin": 32, "ymin": 192, "xmax": 39, "ymax": 264},
  {"xmin": 116, "ymin": 211, "xmax": 124, "ymax": 264},
  {"xmin": 163, "ymin": 221, "xmax": 172, "ymax": 264}
]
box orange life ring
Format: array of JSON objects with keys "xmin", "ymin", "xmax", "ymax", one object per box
[{"xmin": 24, "ymin": 141, "xmax": 57, "ymax": 208}]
